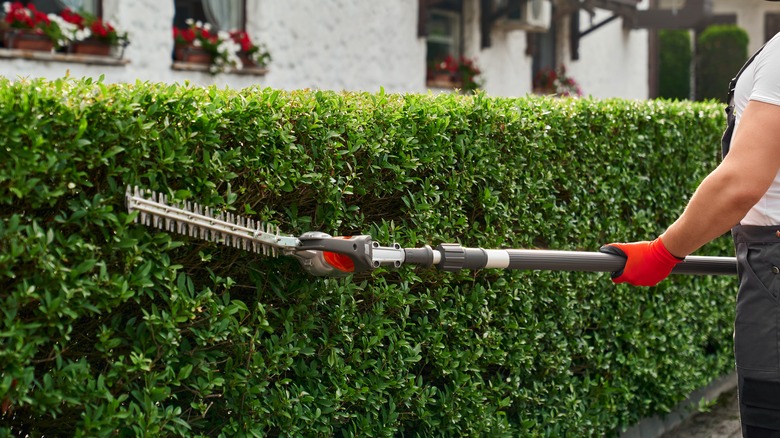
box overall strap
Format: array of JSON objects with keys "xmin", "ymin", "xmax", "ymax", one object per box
[
  {"xmin": 721, "ymin": 42, "xmax": 769, "ymax": 159},
  {"xmin": 727, "ymin": 42, "xmax": 768, "ymax": 104}
]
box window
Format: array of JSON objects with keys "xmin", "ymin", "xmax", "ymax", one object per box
[
  {"xmin": 15, "ymin": 0, "xmax": 98, "ymax": 15},
  {"xmin": 172, "ymin": 0, "xmax": 268, "ymax": 74},
  {"xmin": 425, "ymin": 0, "xmax": 464, "ymax": 88},
  {"xmin": 427, "ymin": 9, "xmax": 461, "ymax": 62},
  {"xmin": 173, "ymin": 0, "xmax": 245, "ymax": 31}
]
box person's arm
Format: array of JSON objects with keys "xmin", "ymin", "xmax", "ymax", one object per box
[
  {"xmin": 661, "ymin": 100, "xmax": 780, "ymax": 257},
  {"xmin": 602, "ymin": 100, "xmax": 780, "ymax": 286}
]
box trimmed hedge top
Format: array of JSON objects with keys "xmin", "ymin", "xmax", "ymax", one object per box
[{"xmin": 1, "ymin": 77, "xmax": 734, "ymax": 436}]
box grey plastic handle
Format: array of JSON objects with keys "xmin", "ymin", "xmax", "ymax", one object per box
[
  {"xmin": 501, "ymin": 250, "xmax": 737, "ymax": 276},
  {"xmin": 412, "ymin": 244, "xmax": 738, "ymax": 276}
]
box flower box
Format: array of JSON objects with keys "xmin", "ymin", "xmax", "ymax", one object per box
[
  {"xmin": 70, "ymin": 39, "xmax": 112, "ymax": 56},
  {"xmin": 3, "ymin": 3, "xmax": 60, "ymax": 51},
  {"xmin": 174, "ymin": 45, "xmax": 213, "ymax": 64},
  {"xmin": 172, "ymin": 22, "xmax": 270, "ymax": 74},
  {"xmin": 3, "ymin": 30, "xmax": 53, "ymax": 52},
  {"xmin": 59, "ymin": 9, "xmax": 128, "ymax": 57},
  {"xmin": 237, "ymin": 51, "xmax": 255, "ymax": 68},
  {"xmin": 427, "ymin": 55, "xmax": 482, "ymax": 93},
  {"xmin": 427, "ymin": 76, "xmax": 463, "ymax": 90}
]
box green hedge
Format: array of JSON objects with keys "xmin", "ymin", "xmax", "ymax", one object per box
[
  {"xmin": 696, "ymin": 25, "xmax": 749, "ymax": 102},
  {"xmin": 0, "ymin": 77, "xmax": 734, "ymax": 437},
  {"xmin": 659, "ymin": 29, "xmax": 692, "ymax": 100}
]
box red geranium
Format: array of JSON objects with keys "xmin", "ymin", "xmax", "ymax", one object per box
[
  {"xmin": 533, "ymin": 65, "xmax": 582, "ymax": 97},
  {"xmin": 229, "ymin": 30, "xmax": 270, "ymax": 66},
  {"xmin": 428, "ymin": 55, "xmax": 483, "ymax": 92},
  {"xmin": 4, "ymin": 2, "xmax": 50, "ymax": 30},
  {"xmin": 58, "ymin": 8, "xmax": 127, "ymax": 46},
  {"xmin": 229, "ymin": 30, "xmax": 253, "ymax": 52},
  {"xmin": 2, "ymin": 1, "xmax": 64, "ymax": 47},
  {"xmin": 60, "ymin": 8, "xmax": 83, "ymax": 27},
  {"xmin": 173, "ymin": 20, "xmax": 271, "ymax": 72},
  {"xmin": 173, "ymin": 23, "xmax": 218, "ymax": 46},
  {"xmin": 90, "ymin": 18, "xmax": 114, "ymax": 39}
]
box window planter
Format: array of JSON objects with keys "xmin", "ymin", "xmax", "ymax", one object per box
[
  {"xmin": 0, "ymin": 48, "xmax": 129, "ymax": 66},
  {"xmin": 174, "ymin": 44, "xmax": 213, "ymax": 65},
  {"xmin": 427, "ymin": 72, "xmax": 463, "ymax": 89},
  {"xmin": 70, "ymin": 39, "xmax": 113, "ymax": 57},
  {"xmin": 3, "ymin": 30, "xmax": 54, "ymax": 52},
  {"xmin": 237, "ymin": 51, "xmax": 256, "ymax": 68}
]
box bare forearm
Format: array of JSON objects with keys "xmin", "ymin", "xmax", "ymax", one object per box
[{"xmin": 661, "ymin": 169, "xmax": 763, "ymax": 258}]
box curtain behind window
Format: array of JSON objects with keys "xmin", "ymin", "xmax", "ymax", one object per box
[
  {"xmin": 29, "ymin": 0, "xmax": 96, "ymax": 14},
  {"xmin": 203, "ymin": 0, "xmax": 242, "ymax": 30},
  {"xmin": 55, "ymin": 0, "xmax": 97, "ymax": 13}
]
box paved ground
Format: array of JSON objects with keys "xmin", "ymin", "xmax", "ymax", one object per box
[{"xmin": 660, "ymin": 386, "xmax": 742, "ymax": 438}]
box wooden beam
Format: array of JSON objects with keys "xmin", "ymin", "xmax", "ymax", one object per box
[{"xmin": 631, "ymin": 0, "xmax": 712, "ymax": 29}]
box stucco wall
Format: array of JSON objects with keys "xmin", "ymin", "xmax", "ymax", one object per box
[
  {"xmin": 461, "ymin": 0, "xmax": 535, "ymax": 97},
  {"xmin": 713, "ymin": 0, "xmax": 780, "ymax": 54},
  {"xmin": 1, "ymin": 0, "xmax": 430, "ymax": 92},
  {"xmin": 568, "ymin": 2, "xmax": 650, "ymax": 100},
  {"xmin": 253, "ymin": 0, "xmax": 426, "ymax": 92},
  {"xmin": 0, "ymin": 0, "xmax": 649, "ymax": 99}
]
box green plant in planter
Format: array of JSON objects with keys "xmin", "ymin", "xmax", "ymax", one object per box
[
  {"xmin": 57, "ymin": 8, "xmax": 128, "ymax": 47},
  {"xmin": 427, "ymin": 55, "xmax": 484, "ymax": 93},
  {"xmin": 2, "ymin": 2, "xmax": 66, "ymax": 49},
  {"xmin": 533, "ymin": 65, "xmax": 582, "ymax": 97}
]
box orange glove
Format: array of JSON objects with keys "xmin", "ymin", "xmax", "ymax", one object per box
[{"xmin": 599, "ymin": 237, "xmax": 684, "ymax": 286}]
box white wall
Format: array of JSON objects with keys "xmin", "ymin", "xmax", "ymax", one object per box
[
  {"xmin": 568, "ymin": 2, "xmax": 650, "ymax": 100},
  {"xmin": 254, "ymin": 0, "xmax": 426, "ymax": 92},
  {"xmin": 476, "ymin": 29, "xmax": 534, "ymax": 96},
  {"xmin": 461, "ymin": 0, "xmax": 535, "ymax": 96},
  {"xmin": 0, "ymin": 0, "xmax": 429, "ymax": 92},
  {"xmin": 713, "ymin": 0, "xmax": 780, "ymax": 53},
  {"xmin": 0, "ymin": 0, "xmax": 646, "ymax": 99}
]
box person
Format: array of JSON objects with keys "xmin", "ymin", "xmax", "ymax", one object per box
[{"xmin": 600, "ymin": 15, "xmax": 780, "ymax": 437}]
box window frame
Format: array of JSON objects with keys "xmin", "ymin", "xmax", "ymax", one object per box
[{"xmin": 427, "ymin": 8, "xmax": 462, "ymax": 59}]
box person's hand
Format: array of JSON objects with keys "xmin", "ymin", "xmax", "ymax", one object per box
[{"xmin": 599, "ymin": 238, "xmax": 684, "ymax": 286}]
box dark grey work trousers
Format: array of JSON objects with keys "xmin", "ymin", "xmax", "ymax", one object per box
[{"xmin": 733, "ymin": 225, "xmax": 780, "ymax": 437}]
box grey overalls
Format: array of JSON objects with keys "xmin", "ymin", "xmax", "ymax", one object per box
[{"xmin": 723, "ymin": 44, "xmax": 780, "ymax": 437}]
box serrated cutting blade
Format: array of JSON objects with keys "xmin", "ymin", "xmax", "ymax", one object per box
[{"xmin": 125, "ymin": 185, "xmax": 300, "ymax": 255}]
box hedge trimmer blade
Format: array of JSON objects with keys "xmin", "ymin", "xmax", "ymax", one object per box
[
  {"xmin": 125, "ymin": 186, "xmax": 403, "ymax": 277},
  {"xmin": 125, "ymin": 186, "xmax": 300, "ymax": 256},
  {"xmin": 125, "ymin": 186, "xmax": 738, "ymax": 278}
]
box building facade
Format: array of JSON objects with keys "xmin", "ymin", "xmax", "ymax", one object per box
[{"xmin": 0, "ymin": 0, "xmax": 779, "ymax": 99}]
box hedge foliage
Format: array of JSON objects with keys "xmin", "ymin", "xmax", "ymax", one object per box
[
  {"xmin": 659, "ymin": 29, "xmax": 692, "ymax": 100},
  {"xmin": 1, "ymin": 77, "xmax": 735, "ymax": 437},
  {"xmin": 696, "ymin": 25, "xmax": 749, "ymax": 102}
]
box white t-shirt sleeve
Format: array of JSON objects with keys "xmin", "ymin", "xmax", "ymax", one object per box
[
  {"xmin": 737, "ymin": 33, "xmax": 780, "ymax": 226},
  {"xmin": 750, "ymin": 36, "xmax": 780, "ymax": 107}
]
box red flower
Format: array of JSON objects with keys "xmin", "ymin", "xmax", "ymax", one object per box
[
  {"xmin": 5, "ymin": 2, "xmax": 37, "ymax": 29},
  {"xmin": 173, "ymin": 27, "xmax": 193, "ymax": 44},
  {"xmin": 60, "ymin": 8, "xmax": 84, "ymax": 26},
  {"xmin": 428, "ymin": 54, "xmax": 483, "ymax": 92},
  {"xmin": 230, "ymin": 30, "xmax": 254, "ymax": 52},
  {"xmin": 90, "ymin": 19, "xmax": 114, "ymax": 38},
  {"xmin": 54, "ymin": 9, "xmax": 126, "ymax": 45},
  {"xmin": 32, "ymin": 9, "xmax": 48, "ymax": 25}
]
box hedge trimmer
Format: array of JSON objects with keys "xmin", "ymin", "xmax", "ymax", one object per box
[{"xmin": 126, "ymin": 186, "xmax": 737, "ymax": 277}]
